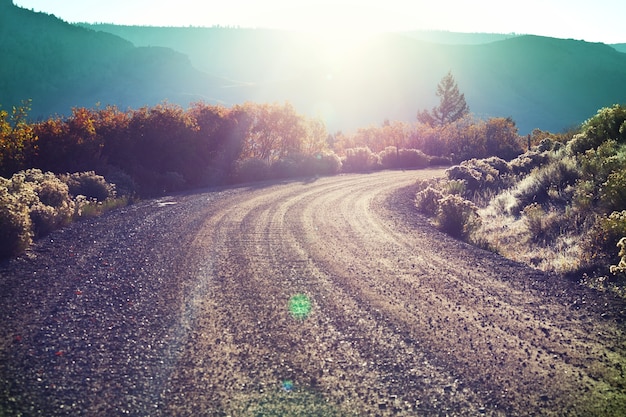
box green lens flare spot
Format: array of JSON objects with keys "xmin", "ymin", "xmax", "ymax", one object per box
[
  {"xmin": 288, "ymin": 294, "xmax": 311, "ymax": 320},
  {"xmin": 282, "ymin": 380, "xmax": 294, "ymax": 392}
]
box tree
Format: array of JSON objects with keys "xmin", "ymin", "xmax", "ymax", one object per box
[{"xmin": 417, "ymin": 71, "xmax": 469, "ymax": 127}]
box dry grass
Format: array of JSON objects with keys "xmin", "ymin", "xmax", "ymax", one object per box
[{"xmin": 473, "ymin": 198, "xmax": 584, "ymax": 275}]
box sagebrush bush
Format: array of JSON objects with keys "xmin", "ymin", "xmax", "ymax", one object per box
[
  {"xmin": 429, "ymin": 155, "xmax": 453, "ymax": 166},
  {"xmin": 342, "ymin": 147, "xmax": 380, "ymax": 172},
  {"xmin": 415, "ymin": 186, "xmax": 444, "ymax": 217},
  {"xmin": 436, "ymin": 194, "xmax": 480, "ymax": 238},
  {"xmin": 0, "ymin": 169, "xmax": 121, "ymax": 257},
  {"xmin": 445, "ymin": 179, "xmax": 466, "ymax": 196},
  {"xmin": 0, "ymin": 185, "xmax": 32, "ymax": 258},
  {"xmin": 28, "ymin": 171, "xmax": 75, "ymax": 237},
  {"xmin": 609, "ymin": 237, "xmax": 626, "ymax": 275},
  {"xmin": 62, "ymin": 171, "xmax": 115, "ymax": 201},
  {"xmin": 104, "ymin": 167, "xmax": 137, "ymax": 197},
  {"xmin": 445, "ymin": 165, "xmax": 481, "ymax": 191},
  {"xmin": 302, "ymin": 152, "xmax": 342, "ymax": 176},
  {"xmin": 508, "ymin": 151, "xmax": 551, "ymax": 175},
  {"xmin": 236, "ymin": 158, "xmax": 270, "ymax": 182},
  {"xmin": 379, "ymin": 147, "xmax": 429, "ymax": 169},
  {"xmin": 504, "ymin": 158, "xmax": 579, "ymax": 215}
]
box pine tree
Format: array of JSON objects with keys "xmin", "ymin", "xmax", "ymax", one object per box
[{"xmin": 418, "ymin": 71, "xmax": 469, "ymax": 127}]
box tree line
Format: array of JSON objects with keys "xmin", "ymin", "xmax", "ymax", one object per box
[{"xmin": 1, "ymin": 72, "xmax": 527, "ymax": 197}]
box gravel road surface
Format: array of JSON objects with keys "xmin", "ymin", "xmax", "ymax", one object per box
[{"xmin": 1, "ymin": 169, "xmax": 625, "ymax": 416}]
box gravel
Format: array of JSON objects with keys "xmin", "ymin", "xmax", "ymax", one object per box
[{"xmin": 1, "ymin": 170, "xmax": 625, "ymax": 416}]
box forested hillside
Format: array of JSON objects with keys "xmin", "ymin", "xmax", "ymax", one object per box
[
  {"xmin": 75, "ymin": 24, "xmax": 626, "ymax": 134},
  {"xmin": 0, "ymin": 2, "xmax": 228, "ymax": 119},
  {"xmin": 3, "ymin": 0, "xmax": 626, "ymax": 133}
]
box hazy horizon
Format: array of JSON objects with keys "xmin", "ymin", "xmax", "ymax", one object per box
[{"xmin": 12, "ymin": 0, "xmax": 626, "ymax": 44}]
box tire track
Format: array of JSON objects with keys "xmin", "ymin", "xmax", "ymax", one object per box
[
  {"xmin": 2, "ymin": 170, "xmax": 625, "ymax": 416},
  {"xmin": 164, "ymin": 169, "xmax": 625, "ymax": 415}
]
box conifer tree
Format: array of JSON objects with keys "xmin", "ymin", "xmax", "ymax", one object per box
[{"xmin": 418, "ymin": 71, "xmax": 469, "ymax": 127}]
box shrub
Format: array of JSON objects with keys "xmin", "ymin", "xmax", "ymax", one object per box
[
  {"xmin": 484, "ymin": 117, "xmax": 523, "ymax": 160},
  {"xmin": 379, "ymin": 147, "xmax": 399, "ymax": 169},
  {"xmin": 29, "ymin": 172, "xmax": 74, "ymax": 237},
  {"xmin": 446, "ymin": 165, "xmax": 481, "ymax": 191},
  {"xmin": 379, "ymin": 147, "xmax": 429, "ymax": 169},
  {"xmin": 509, "ymin": 151, "xmax": 551, "ymax": 175},
  {"xmin": 29, "ymin": 202, "xmax": 66, "ymax": 237},
  {"xmin": 577, "ymin": 140, "xmax": 626, "ymax": 184},
  {"xmin": 504, "ymin": 158, "xmax": 579, "ymax": 215},
  {"xmin": 235, "ymin": 158, "xmax": 270, "ymax": 183},
  {"xmin": 582, "ymin": 210, "xmax": 626, "ymax": 267},
  {"xmin": 429, "ymin": 155, "xmax": 453, "ymax": 166},
  {"xmin": 271, "ymin": 157, "xmax": 300, "ymax": 179},
  {"xmin": 62, "ymin": 171, "xmax": 116, "ymax": 202},
  {"xmin": 445, "ymin": 179, "xmax": 466, "ymax": 196},
  {"xmin": 482, "ymin": 156, "xmax": 512, "ymax": 176},
  {"xmin": 522, "ymin": 203, "xmax": 562, "ymax": 244},
  {"xmin": 399, "ymin": 148, "xmax": 429, "ymax": 168},
  {"xmin": 436, "ymin": 194, "xmax": 480, "ymax": 238},
  {"xmin": 0, "ymin": 185, "xmax": 32, "ymax": 258},
  {"xmin": 415, "ymin": 186, "xmax": 444, "ymax": 217},
  {"xmin": 302, "ymin": 152, "xmax": 342, "ymax": 176},
  {"xmin": 600, "ymin": 169, "xmax": 626, "ymax": 212},
  {"xmin": 342, "ymin": 147, "xmax": 380, "ymax": 172},
  {"xmin": 105, "ymin": 167, "xmax": 137, "ymax": 198},
  {"xmin": 609, "ymin": 237, "xmax": 626, "ymax": 275},
  {"xmin": 567, "ymin": 104, "xmax": 626, "ymax": 154},
  {"xmin": 455, "ymin": 158, "xmax": 512, "ymax": 192}
]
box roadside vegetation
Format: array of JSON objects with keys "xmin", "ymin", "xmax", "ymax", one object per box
[
  {"xmin": 0, "ymin": 73, "xmax": 522, "ymax": 258},
  {"xmin": 415, "ymin": 104, "xmax": 626, "ymax": 296},
  {"xmin": 4, "ymin": 69, "xmax": 626, "ymax": 299}
]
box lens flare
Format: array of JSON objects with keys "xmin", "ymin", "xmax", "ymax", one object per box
[{"xmin": 288, "ymin": 294, "xmax": 311, "ymax": 320}]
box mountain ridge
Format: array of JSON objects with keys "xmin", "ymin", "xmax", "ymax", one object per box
[{"xmin": 3, "ymin": 3, "xmax": 626, "ymax": 134}]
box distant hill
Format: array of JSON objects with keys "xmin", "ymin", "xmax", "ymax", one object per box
[
  {"xmin": 79, "ymin": 23, "xmax": 626, "ymax": 134},
  {"xmin": 400, "ymin": 30, "xmax": 520, "ymax": 45},
  {"xmin": 0, "ymin": 3, "xmax": 230, "ymax": 119},
  {"xmin": 3, "ymin": 2, "xmax": 626, "ymax": 135},
  {"xmin": 612, "ymin": 44, "xmax": 626, "ymax": 53}
]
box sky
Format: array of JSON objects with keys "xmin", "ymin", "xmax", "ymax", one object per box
[{"xmin": 12, "ymin": 0, "xmax": 626, "ymax": 44}]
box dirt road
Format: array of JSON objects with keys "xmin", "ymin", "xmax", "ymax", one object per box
[{"xmin": 1, "ymin": 169, "xmax": 625, "ymax": 416}]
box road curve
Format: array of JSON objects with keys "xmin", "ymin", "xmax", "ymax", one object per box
[{"xmin": 1, "ymin": 169, "xmax": 625, "ymax": 416}]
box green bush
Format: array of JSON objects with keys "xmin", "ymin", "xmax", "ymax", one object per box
[
  {"xmin": 415, "ymin": 186, "xmax": 444, "ymax": 217},
  {"xmin": 577, "ymin": 140, "xmax": 626, "ymax": 184},
  {"xmin": 436, "ymin": 194, "xmax": 480, "ymax": 238},
  {"xmin": 567, "ymin": 104, "xmax": 626, "ymax": 154},
  {"xmin": 600, "ymin": 169, "xmax": 626, "ymax": 212},
  {"xmin": 582, "ymin": 210, "xmax": 626, "ymax": 267}
]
